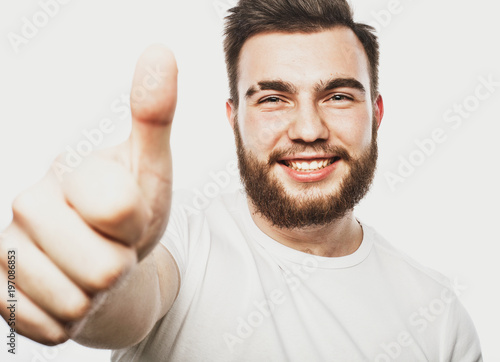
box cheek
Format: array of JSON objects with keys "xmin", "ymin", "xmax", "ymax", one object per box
[
  {"xmin": 241, "ymin": 110, "xmax": 291, "ymax": 151},
  {"xmin": 326, "ymin": 108, "xmax": 373, "ymax": 151}
]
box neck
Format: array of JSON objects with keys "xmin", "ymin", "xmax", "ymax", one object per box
[{"xmin": 247, "ymin": 198, "xmax": 363, "ymax": 258}]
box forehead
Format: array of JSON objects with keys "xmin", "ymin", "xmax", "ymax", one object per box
[{"xmin": 238, "ymin": 27, "xmax": 371, "ymax": 94}]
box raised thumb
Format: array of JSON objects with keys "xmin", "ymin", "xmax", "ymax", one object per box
[{"xmin": 128, "ymin": 44, "xmax": 177, "ymax": 207}]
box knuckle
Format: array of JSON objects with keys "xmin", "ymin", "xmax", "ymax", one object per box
[
  {"xmin": 59, "ymin": 294, "xmax": 92, "ymax": 321},
  {"xmin": 96, "ymin": 194, "xmax": 140, "ymax": 228},
  {"xmin": 42, "ymin": 329, "xmax": 69, "ymax": 346},
  {"xmin": 18, "ymin": 324, "xmax": 68, "ymax": 347},
  {"xmin": 11, "ymin": 191, "xmax": 37, "ymax": 221},
  {"xmin": 85, "ymin": 248, "xmax": 136, "ymax": 291}
]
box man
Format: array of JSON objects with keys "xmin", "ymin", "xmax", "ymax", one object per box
[{"xmin": 0, "ymin": 0, "xmax": 482, "ymax": 361}]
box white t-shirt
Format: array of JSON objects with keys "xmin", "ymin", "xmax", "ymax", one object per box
[{"xmin": 112, "ymin": 190, "xmax": 482, "ymax": 362}]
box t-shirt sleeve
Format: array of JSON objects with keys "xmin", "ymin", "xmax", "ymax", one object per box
[
  {"xmin": 159, "ymin": 204, "xmax": 190, "ymax": 283},
  {"xmin": 440, "ymin": 296, "xmax": 482, "ymax": 362}
]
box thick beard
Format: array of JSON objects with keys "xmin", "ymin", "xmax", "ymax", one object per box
[{"xmin": 233, "ymin": 117, "xmax": 378, "ymax": 230}]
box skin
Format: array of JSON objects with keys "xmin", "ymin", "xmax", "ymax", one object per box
[
  {"xmin": 0, "ymin": 27, "xmax": 383, "ymax": 348},
  {"xmin": 0, "ymin": 45, "xmax": 180, "ymax": 348},
  {"xmin": 226, "ymin": 28, "xmax": 384, "ymax": 257}
]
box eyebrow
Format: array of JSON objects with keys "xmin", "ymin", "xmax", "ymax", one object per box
[
  {"xmin": 245, "ymin": 77, "xmax": 366, "ymax": 100},
  {"xmin": 245, "ymin": 80, "xmax": 298, "ymax": 99},
  {"xmin": 315, "ymin": 77, "xmax": 366, "ymax": 94}
]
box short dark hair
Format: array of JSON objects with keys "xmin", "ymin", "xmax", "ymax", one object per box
[{"xmin": 223, "ymin": 0, "xmax": 380, "ymax": 107}]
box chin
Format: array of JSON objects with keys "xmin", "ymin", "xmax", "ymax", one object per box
[{"xmin": 274, "ymin": 173, "xmax": 344, "ymax": 200}]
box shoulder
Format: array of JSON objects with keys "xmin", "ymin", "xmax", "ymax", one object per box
[
  {"xmin": 362, "ymin": 222, "xmax": 482, "ymax": 356},
  {"xmin": 361, "ymin": 221, "xmax": 454, "ymax": 292}
]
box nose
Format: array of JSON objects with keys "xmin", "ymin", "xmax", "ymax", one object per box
[{"xmin": 287, "ymin": 103, "xmax": 329, "ymax": 143}]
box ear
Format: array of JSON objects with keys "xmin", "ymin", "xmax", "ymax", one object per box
[
  {"xmin": 226, "ymin": 99, "xmax": 236, "ymax": 130},
  {"xmin": 373, "ymin": 94, "xmax": 384, "ymax": 129}
]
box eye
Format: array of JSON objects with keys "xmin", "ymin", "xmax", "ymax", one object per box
[
  {"xmin": 259, "ymin": 96, "xmax": 282, "ymax": 104},
  {"xmin": 329, "ymin": 94, "xmax": 352, "ymax": 102}
]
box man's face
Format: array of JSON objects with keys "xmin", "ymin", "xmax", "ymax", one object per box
[{"xmin": 227, "ymin": 27, "xmax": 384, "ymax": 229}]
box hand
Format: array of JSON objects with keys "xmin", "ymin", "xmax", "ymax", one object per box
[{"xmin": 0, "ymin": 44, "xmax": 177, "ymax": 345}]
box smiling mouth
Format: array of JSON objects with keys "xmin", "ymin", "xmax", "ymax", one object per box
[{"xmin": 279, "ymin": 157, "xmax": 341, "ymax": 172}]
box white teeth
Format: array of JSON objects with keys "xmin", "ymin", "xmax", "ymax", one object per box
[{"xmin": 285, "ymin": 158, "xmax": 335, "ymax": 172}]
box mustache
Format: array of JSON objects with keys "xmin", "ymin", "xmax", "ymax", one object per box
[{"xmin": 268, "ymin": 141, "xmax": 352, "ymax": 165}]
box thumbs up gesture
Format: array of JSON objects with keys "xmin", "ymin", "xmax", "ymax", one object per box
[{"xmin": 0, "ymin": 45, "xmax": 178, "ymax": 345}]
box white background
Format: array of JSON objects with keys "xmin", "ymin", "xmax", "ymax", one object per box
[{"xmin": 0, "ymin": 0, "xmax": 498, "ymax": 361}]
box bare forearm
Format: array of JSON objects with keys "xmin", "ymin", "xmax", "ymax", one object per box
[
  {"xmin": 71, "ymin": 251, "xmax": 162, "ymax": 349},
  {"xmin": 71, "ymin": 244, "xmax": 179, "ymax": 349}
]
